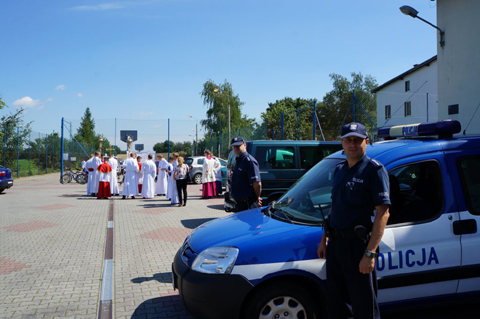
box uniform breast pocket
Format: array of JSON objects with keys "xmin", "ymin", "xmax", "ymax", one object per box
[{"xmin": 346, "ymin": 183, "xmax": 365, "ymax": 206}]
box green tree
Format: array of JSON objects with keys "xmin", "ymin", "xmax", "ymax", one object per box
[
  {"xmin": 153, "ymin": 142, "xmax": 163, "ymax": 153},
  {"xmin": 200, "ymin": 79, "xmax": 257, "ymax": 157},
  {"xmin": 152, "ymin": 140, "xmax": 174, "ymax": 153},
  {"xmin": 0, "ymin": 109, "xmax": 32, "ymax": 169},
  {"xmin": 261, "ymin": 97, "xmax": 317, "ymax": 140},
  {"xmin": 75, "ymin": 108, "xmax": 96, "ymax": 146},
  {"xmin": 320, "ymin": 72, "xmax": 377, "ymax": 140},
  {"xmin": 0, "ymin": 95, "xmax": 6, "ymax": 110}
]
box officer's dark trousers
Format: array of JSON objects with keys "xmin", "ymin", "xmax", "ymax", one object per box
[
  {"xmin": 326, "ymin": 237, "xmax": 380, "ymax": 319},
  {"xmin": 235, "ymin": 196, "xmax": 259, "ymax": 212}
]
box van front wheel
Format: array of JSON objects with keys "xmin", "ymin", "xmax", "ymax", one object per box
[{"xmin": 242, "ymin": 281, "xmax": 322, "ymax": 319}]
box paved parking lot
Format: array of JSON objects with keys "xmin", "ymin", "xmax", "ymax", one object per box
[
  {"xmin": 0, "ymin": 174, "xmax": 477, "ymax": 318},
  {"xmin": 0, "ymin": 173, "xmax": 224, "ymax": 319}
]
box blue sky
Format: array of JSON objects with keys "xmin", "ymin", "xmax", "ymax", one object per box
[{"xmin": 0, "ymin": 0, "xmax": 438, "ymax": 150}]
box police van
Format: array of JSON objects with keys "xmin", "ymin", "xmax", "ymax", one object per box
[{"xmin": 172, "ymin": 120, "xmax": 480, "ymax": 319}]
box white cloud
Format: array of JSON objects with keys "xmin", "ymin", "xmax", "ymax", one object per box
[
  {"xmin": 55, "ymin": 84, "xmax": 66, "ymax": 90},
  {"xmin": 70, "ymin": 3, "xmax": 125, "ymax": 11},
  {"xmin": 12, "ymin": 96, "xmax": 40, "ymax": 109},
  {"xmin": 77, "ymin": 92, "xmax": 84, "ymax": 98},
  {"xmin": 46, "ymin": 97, "xmax": 54, "ymax": 102},
  {"xmin": 70, "ymin": 1, "xmax": 161, "ymax": 11}
]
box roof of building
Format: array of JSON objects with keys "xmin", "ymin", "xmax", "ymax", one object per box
[{"xmin": 371, "ymin": 55, "xmax": 437, "ymax": 93}]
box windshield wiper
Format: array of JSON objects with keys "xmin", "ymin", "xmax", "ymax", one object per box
[{"xmin": 271, "ymin": 207, "xmax": 293, "ymax": 223}]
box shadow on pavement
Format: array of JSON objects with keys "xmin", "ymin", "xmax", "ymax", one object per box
[
  {"xmin": 130, "ymin": 295, "xmax": 193, "ymax": 319},
  {"xmin": 140, "ymin": 203, "xmax": 177, "ymax": 208},
  {"xmin": 181, "ymin": 218, "xmax": 215, "ymax": 229},
  {"xmin": 206, "ymin": 204, "xmax": 224, "ymax": 210},
  {"xmin": 131, "ymin": 272, "xmax": 172, "ymax": 284}
]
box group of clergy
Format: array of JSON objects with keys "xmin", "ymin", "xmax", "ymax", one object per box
[{"xmin": 85, "ymin": 151, "xmax": 176, "ymax": 201}]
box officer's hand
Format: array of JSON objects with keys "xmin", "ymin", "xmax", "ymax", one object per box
[
  {"xmin": 258, "ymin": 197, "xmax": 262, "ymax": 206},
  {"xmin": 359, "ymin": 256, "xmax": 375, "ymax": 274},
  {"xmin": 317, "ymin": 241, "xmax": 327, "ymax": 259}
]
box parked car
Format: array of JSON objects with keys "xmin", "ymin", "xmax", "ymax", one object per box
[
  {"xmin": 224, "ymin": 140, "xmax": 342, "ymax": 210},
  {"xmin": 185, "ymin": 156, "xmax": 227, "ymax": 186},
  {"xmin": 0, "ymin": 165, "xmax": 13, "ymax": 194},
  {"xmin": 173, "ymin": 120, "xmax": 480, "ymax": 319}
]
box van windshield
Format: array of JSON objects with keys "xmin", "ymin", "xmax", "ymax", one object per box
[{"xmin": 272, "ymin": 158, "xmax": 342, "ymax": 225}]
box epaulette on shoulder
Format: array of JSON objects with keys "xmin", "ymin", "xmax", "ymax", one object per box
[
  {"xmin": 336, "ymin": 160, "xmax": 347, "ymax": 168},
  {"xmin": 370, "ymin": 158, "xmax": 383, "ymax": 168}
]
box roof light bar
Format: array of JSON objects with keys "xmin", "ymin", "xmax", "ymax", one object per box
[{"xmin": 378, "ymin": 120, "xmax": 461, "ymax": 139}]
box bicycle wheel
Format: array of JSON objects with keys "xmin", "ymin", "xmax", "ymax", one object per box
[
  {"xmin": 61, "ymin": 174, "xmax": 72, "ymax": 184},
  {"xmin": 76, "ymin": 174, "xmax": 87, "ymax": 185}
]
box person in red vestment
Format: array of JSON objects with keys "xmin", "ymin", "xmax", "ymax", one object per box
[
  {"xmin": 97, "ymin": 156, "xmax": 112, "ymax": 199},
  {"xmin": 137, "ymin": 156, "xmax": 143, "ymax": 195}
]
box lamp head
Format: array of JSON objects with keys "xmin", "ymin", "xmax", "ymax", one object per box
[
  {"xmin": 213, "ymin": 89, "xmax": 219, "ymax": 93},
  {"xmin": 400, "ymin": 5, "xmax": 418, "ymax": 18}
]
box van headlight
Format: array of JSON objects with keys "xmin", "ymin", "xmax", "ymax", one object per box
[{"xmin": 191, "ymin": 247, "xmax": 239, "ymax": 274}]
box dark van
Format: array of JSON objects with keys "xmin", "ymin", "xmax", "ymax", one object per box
[{"xmin": 225, "ymin": 140, "xmax": 341, "ymax": 210}]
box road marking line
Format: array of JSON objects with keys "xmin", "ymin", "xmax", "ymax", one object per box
[{"xmin": 98, "ymin": 200, "xmax": 115, "ymax": 319}]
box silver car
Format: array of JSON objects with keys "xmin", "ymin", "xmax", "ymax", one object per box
[{"xmin": 185, "ymin": 156, "xmax": 226, "ymax": 184}]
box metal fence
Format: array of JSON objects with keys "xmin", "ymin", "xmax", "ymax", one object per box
[{"xmin": 1, "ymin": 125, "xmax": 62, "ymax": 178}]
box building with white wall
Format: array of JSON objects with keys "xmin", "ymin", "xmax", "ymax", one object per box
[
  {"xmin": 373, "ymin": 56, "xmax": 438, "ymax": 128},
  {"xmin": 437, "ymin": 0, "xmax": 480, "ymax": 135}
]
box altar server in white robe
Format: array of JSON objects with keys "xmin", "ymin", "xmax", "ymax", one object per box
[
  {"xmin": 108, "ymin": 154, "xmax": 120, "ymax": 196},
  {"xmin": 92, "ymin": 152, "xmax": 102, "ymax": 195},
  {"xmin": 85, "ymin": 154, "xmax": 95, "ymax": 195},
  {"xmin": 166, "ymin": 156, "xmax": 179, "ymax": 204},
  {"xmin": 136, "ymin": 156, "xmax": 144, "ymax": 195},
  {"xmin": 141, "ymin": 154, "xmax": 157, "ymax": 199},
  {"xmin": 155, "ymin": 154, "xmax": 169, "ymax": 196},
  {"xmin": 122, "ymin": 153, "xmax": 139, "ymax": 199}
]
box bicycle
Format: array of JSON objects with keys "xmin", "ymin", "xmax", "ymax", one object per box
[{"xmin": 61, "ymin": 169, "xmax": 88, "ymax": 184}]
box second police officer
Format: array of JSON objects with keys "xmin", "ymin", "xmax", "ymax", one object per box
[
  {"xmin": 317, "ymin": 122, "xmax": 390, "ymax": 319},
  {"xmin": 230, "ymin": 136, "xmax": 262, "ymax": 212}
]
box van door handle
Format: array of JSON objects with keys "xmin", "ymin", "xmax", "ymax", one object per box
[{"xmin": 453, "ymin": 219, "xmax": 477, "ymax": 235}]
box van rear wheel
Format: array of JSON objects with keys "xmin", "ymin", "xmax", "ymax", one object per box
[{"xmin": 242, "ymin": 281, "xmax": 322, "ymax": 319}]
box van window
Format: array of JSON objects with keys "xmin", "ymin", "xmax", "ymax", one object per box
[
  {"xmin": 184, "ymin": 158, "xmax": 193, "ymax": 165},
  {"xmin": 457, "ymin": 156, "xmax": 480, "ymax": 215},
  {"xmin": 299, "ymin": 145, "xmax": 341, "ymax": 169},
  {"xmin": 256, "ymin": 146, "xmax": 295, "ymax": 169},
  {"xmin": 387, "ymin": 161, "xmax": 443, "ymax": 225}
]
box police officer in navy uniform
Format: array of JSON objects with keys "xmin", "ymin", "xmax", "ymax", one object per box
[
  {"xmin": 317, "ymin": 122, "xmax": 390, "ymax": 319},
  {"xmin": 230, "ymin": 136, "xmax": 262, "ymax": 211}
]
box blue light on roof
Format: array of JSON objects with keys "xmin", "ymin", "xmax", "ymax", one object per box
[{"xmin": 378, "ymin": 120, "xmax": 461, "ymax": 139}]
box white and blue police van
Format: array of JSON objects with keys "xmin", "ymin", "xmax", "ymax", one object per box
[{"xmin": 172, "ymin": 120, "xmax": 480, "ymax": 319}]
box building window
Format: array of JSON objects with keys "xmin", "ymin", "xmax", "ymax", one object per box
[
  {"xmin": 405, "ymin": 80, "xmax": 410, "ymax": 92},
  {"xmin": 404, "ymin": 101, "xmax": 411, "ymax": 117},
  {"xmin": 385, "ymin": 105, "xmax": 391, "ymax": 120},
  {"xmin": 448, "ymin": 104, "xmax": 459, "ymax": 115}
]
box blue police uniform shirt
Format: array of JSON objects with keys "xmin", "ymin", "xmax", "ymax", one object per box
[
  {"xmin": 231, "ymin": 151, "xmax": 261, "ymax": 200},
  {"xmin": 330, "ymin": 155, "xmax": 390, "ymax": 230}
]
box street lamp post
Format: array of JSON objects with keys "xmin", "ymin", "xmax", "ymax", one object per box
[
  {"xmin": 213, "ymin": 88, "xmax": 230, "ymax": 156},
  {"xmin": 187, "ymin": 115, "xmax": 198, "ymax": 156},
  {"xmin": 400, "ymin": 5, "xmax": 445, "ymax": 48}
]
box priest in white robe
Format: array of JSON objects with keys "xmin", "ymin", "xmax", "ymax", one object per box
[
  {"xmin": 122, "ymin": 153, "xmax": 139, "ymax": 199},
  {"xmin": 155, "ymin": 154, "xmax": 169, "ymax": 196},
  {"xmin": 108, "ymin": 154, "xmax": 120, "ymax": 196},
  {"xmin": 92, "ymin": 152, "xmax": 102, "ymax": 196},
  {"xmin": 141, "ymin": 154, "xmax": 157, "ymax": 199}
]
